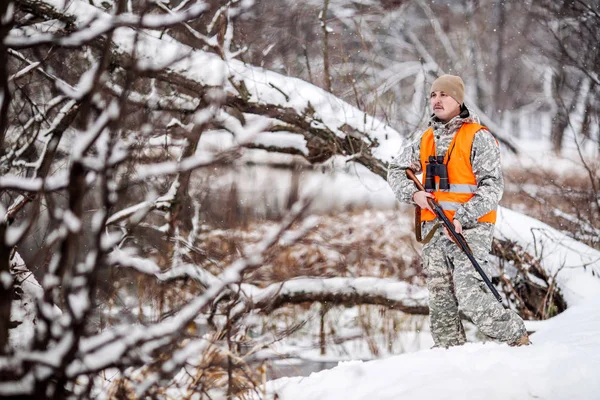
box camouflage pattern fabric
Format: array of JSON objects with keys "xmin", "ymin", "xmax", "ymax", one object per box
[
  {"xmin": 422, "ymin": 223, "xmax": 526, "ymax": 347},
  {"xmin": 388, "ymin": 109, "xmax": 504, "ymax": 229},
  {"xmin": 387, "ymin": 108, "xmax": 527, "ymax": 347}
]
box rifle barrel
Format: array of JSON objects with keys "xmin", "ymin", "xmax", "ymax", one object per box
[{"xmin": 406, "ymin": 169, "xmax": 503, "ymax": 303}]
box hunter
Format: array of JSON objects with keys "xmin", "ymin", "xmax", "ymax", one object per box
[{"xmin": 387, "ymin": 74, "xmax": 530, "ymax": 348}]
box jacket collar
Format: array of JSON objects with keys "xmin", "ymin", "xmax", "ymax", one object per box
[{"xmin": 428, "ymin": 106, "xmax": 480, "ymax": 136}]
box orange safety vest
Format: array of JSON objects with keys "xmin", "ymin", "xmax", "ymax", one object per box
[{"xmin": 419, "ymin": 123, "xmax": 497, "ymax": 224}]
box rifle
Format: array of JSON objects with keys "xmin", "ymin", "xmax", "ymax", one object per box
[{"xmin": 406, "ymin": 168, "xmax": 503, "ymax": 303}]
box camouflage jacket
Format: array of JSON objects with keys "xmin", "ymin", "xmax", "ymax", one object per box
[{"xmin": 387, "ymin": 108, "xmax": 503, "ymax": 229}]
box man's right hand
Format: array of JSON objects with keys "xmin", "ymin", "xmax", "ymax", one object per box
[{"xmin": 413, "ymin": 191, "xmax": 434, "ymax": 212}]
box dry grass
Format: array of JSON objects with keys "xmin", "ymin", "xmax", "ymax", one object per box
[
  {"xmin": 502, "ymin": 165, "xmax": 600, "ymax": 250},
  {"xmin": 105, "ymin": 339, "xmax": 264, "ymax": 399},
  {"xmin": 185, "ymin": 208, "xmax": 423, "ymax": 287}
]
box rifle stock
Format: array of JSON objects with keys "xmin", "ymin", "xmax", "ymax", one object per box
[{"xmin": 406, "ymin": 168, "xmax": 503, "ymax": 303}]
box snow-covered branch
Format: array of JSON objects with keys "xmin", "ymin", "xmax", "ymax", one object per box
[
  {"xmin": 74, "ymin": 199, "xmax": 316, "ymax": 372},
  {"xmin": 8, "ymin": 0, "xmax": 210, "ymax": 49},
  {"xmin": 11, "ymin": 0, "xmax": 400, "ymax": 178},
  {"xmin": 230, "ymin": 277, "xmax": 429, "ymax": 322},
  {"xmin": 0, "ymin": 174, "xmax": 69, "ymax": 192},
  {"xmin": 0, "ymin": 196, "xmax": 317, "ymax": 395}
]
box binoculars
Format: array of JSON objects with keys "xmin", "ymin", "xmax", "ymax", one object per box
[{"xmin": 424, "ymin": 155, "xmax": 449, "ymax": 190}]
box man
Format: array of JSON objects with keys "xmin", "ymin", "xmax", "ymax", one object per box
[{"xmin": 387, "ymin": 74, "xmax": 530, "ymax": 348}]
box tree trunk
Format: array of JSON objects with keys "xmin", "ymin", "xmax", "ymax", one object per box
[
  {"xmin": 494, "ymin": 0, "xmax": 506, "ymax": 115},
  {"xmin": 320, "ymin": 0, "xmax": 332, "ymax": 92},
  {"xmin": 0, "ymin": 239, "xmax": 11, "ymax": 355},
  {"xmin": 0, "ymin": 1, "xmax": 14, "ymax": 354}
]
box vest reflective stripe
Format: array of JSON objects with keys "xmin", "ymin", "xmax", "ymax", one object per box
[
  {"xmin": 450, "ymin": 183, "xmax": 478, "ymax": 193},
  {"xmin": 439, "ymin": 201, "xmax": 498, "ymax": 213},
  {"xmin": 419, "ymin": 123, "xmax": 497, "ymax": 224},
  {"xmin": 438, "ymin": 201, "xmax": 461, "ymax": 211},
  {"xmin": 432, "ymin": 183, "xmax": 479, "ymax": 193}
]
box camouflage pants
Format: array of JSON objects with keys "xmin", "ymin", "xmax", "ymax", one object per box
[{"xmin": 422, "ymin": 222, "xmax": 526, "ymax": 348}]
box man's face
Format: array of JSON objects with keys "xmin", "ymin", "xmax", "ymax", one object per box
[{"xmin": 430, "ymin": 91, "xmax": 461, "ymax": 122}]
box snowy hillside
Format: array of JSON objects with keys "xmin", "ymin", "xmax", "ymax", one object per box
[
  {"xmin": 258, "ymin": 295, "xmax": 600, "ymax": 400},
  {"xmin": 252, "ymin": 207, "xmax": 600, "ymax": 400}
]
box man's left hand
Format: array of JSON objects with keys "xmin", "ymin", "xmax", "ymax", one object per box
[{"xmin": 444, "ymin": 219, "xmax": 463, "ymax": 240}]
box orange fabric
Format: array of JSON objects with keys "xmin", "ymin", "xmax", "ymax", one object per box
[{"xmin": 419, "ymin": 123, "xmax": 497, "ymax": 224}]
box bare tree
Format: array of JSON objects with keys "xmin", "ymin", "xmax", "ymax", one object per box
[{"xmin": 0, "ymin": 0, "xmax": 412, "ymax": 396}]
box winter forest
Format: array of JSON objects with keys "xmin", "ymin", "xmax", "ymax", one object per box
[{"xmin": 1, "ymin": 0, "xmax": 599, "ymax": 398}]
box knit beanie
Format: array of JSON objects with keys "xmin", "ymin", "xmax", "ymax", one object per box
[{"xmin": 431, "ymin": 75, "xmax": 465, "ymax": 105}]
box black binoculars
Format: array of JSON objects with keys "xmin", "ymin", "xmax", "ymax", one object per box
[{"xmin": 425, "ymin": 155, "xmax": 449, "ymax": 190}]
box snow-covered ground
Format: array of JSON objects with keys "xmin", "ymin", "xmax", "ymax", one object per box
[
  {"xmin": 250, "ymin": 204, "xmax": 600, "ymax": 400},
  {"xmin": 258, "ymin": 294, "xmax": 600, "ymax": 400}
]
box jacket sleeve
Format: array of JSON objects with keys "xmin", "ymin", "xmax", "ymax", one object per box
[
  {"xmin": 453, "ymin": 129, "xmax": 504, "ymax": 227},
  {"xmin": 387, "ymin": 137, "xmax": 423, "ymax": 204}
]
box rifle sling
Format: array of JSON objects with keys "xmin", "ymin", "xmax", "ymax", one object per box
[{"xmin": 415, "ymin": 206, "xmax": 440, "ymax": 244}]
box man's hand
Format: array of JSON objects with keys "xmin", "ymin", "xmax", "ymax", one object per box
[
  {"xmin": 444, "ymin": 219, "xmax": 463, "ymax": 240},
  {"xmin": 413, "ymin": 191, "xmax": 434, "ymax": 211}
]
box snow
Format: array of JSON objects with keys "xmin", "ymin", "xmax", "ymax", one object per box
[
  {"xmin": 108, "ymin": 250, "xmax": 161, "ymax": 275},
  {"xmin": 500, "ymin": 137, "xmax": 598, "ymax": 175},
  {"xmin": 15, "ymin": 0, "xmax": 402, "ymax": 164},
  {"xmin": 1, "ymin": 3, "xmax": 14, "ymax": 25},
  {"xmin": 9, "ymin": 253, "xmax": 44, "ymax": 351},
  {"xmin": 0, "ymin": 271, "xmax": 12, "ymax": 289},
  {"xmin": 134, "ymin": 151, "xmax": 224, "ymax": 179},
  {"xmin": 0, "ymin": 176, "xmax": 44, "ymax": 191},
  {"xmin": 252, "ymin": 132, "xmax": 309, "ymax": 155},
  {"xmin": 186, "ymin": 147, "xmax": 398, "ymax": 215},
  {"xmin": 68, "ymin": 291, "xmax": 90, "ymax": 321},
  {"xmin": 240, "ymin": 277, "xmax": 427, "ymax": 308},
  {"xmin": 105, "ymin": 188, "xmax": 175, "ymax": 225},
  {"xmin": 71, "ymin": 100, "xmax": 119, "ymax": 160},
  {"xmin": 55, "ymin": 63, "xmax": 98, "ymax": 100},
  {"xmin": 248, "ymin": 203, "xmax": 600, "ymax": 399},
  {"xmin": 496, "ymin": 207, "xmax": 600, "ymax": 306},
  {"xmin": 259, "ymin": 294, "xmax": 600, "ymax": 400},
  {"xmin": 8, "ymin": 60, "xmax": 41, "ymax": 82},
  {"xmin": 5, "ymin": 222, "xmax": 29, "ymax": 246},
  {"xmin": 62, "ymin": 210, "xmax": 82, "ymax": 233}
]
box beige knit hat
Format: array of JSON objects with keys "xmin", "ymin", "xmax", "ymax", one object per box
[{"xmin": 431, "ymin": 74, "xmax": 465, "ymax": 105}]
